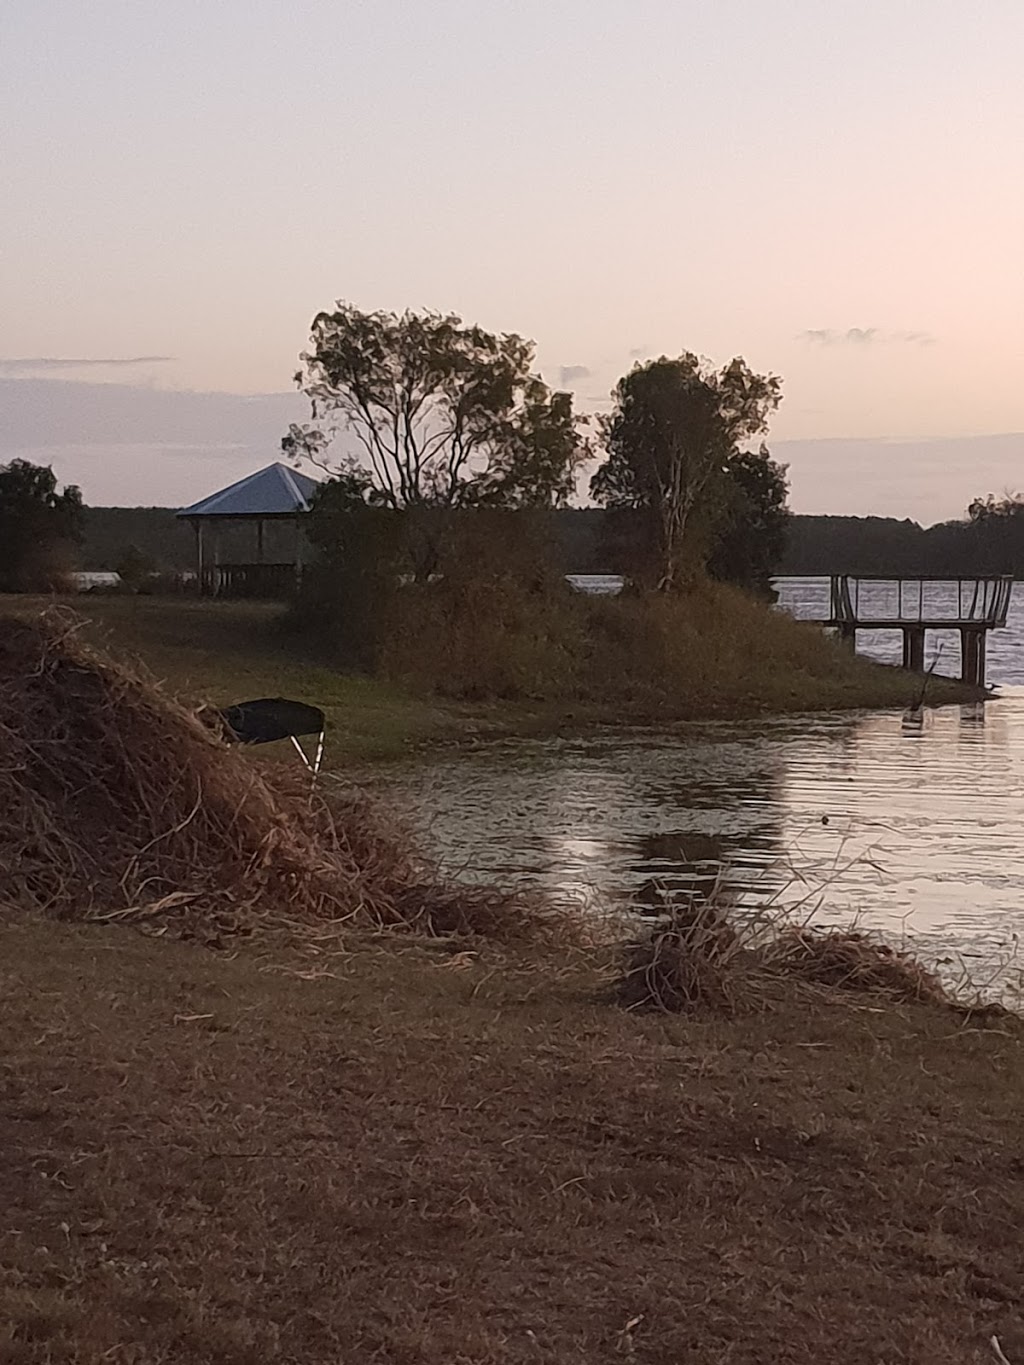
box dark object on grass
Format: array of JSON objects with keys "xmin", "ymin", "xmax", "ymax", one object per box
[{"xmin": 207, "ymin": 697, "xmax": 326, "ymax": 776}]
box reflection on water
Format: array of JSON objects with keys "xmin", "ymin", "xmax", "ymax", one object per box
[{"xmin": 372, "ymin": 699, "xmax": 1024, "ymax": 993}]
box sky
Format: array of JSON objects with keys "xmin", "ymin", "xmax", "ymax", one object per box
[{"xmin": 2, "ymin": 0, "xmax": 1023, "ymax": 522}]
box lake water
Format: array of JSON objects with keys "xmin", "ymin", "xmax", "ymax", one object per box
[{"xmin": 371, "ymin": 578, "xmax": 1024, "ymax": 998}]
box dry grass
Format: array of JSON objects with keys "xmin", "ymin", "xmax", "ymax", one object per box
[
  {"xmin": 0, "ymin": 609, "xmax": 568, "ymax": 945},
  {"xmin": 767, "ymin": 924, "xmax": 955, "ymax": 1002},
  {"xmin": 0, "ymin": 914, "xmax": 1021, "ymax": 1365},
  {"xmin": 0, "ymin": 591, "xmax": 983, "ymax": 772},
  {"xmin": 615, "ymin": 899, "xmax": 1007, "ymax": 1019},
  {"xmin": 367, "ymin": 574, "xmax": 984, "ymax": 715},
  {"xmin": 616, "ymin": 900, "xmax": 742, "ymax": 1014},
  {"xmin": 0, "ymin": 593, "xmax": 448, "ymax": 762}
]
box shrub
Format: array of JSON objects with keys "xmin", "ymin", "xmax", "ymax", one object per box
[
  {"xmin": 0, "ymin": 459, "xmax": 82, "ymax": 592},
  {"xmin": 616, "ymin": 901, "xmax": 972, "ymax": 1016}
]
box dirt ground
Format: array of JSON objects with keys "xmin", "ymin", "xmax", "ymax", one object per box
[{"xmin": 1, "ymin": 913, "xmax": 1021, "ymax": 1365}]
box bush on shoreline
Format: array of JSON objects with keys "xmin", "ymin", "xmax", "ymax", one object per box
[
  {"xmin": 292, "ymin": 511, "xmax": 976, "ymax": 715},
  {"xmin": 614, "ymin": 899, "xmax": 1003, "ymax": 1018}
]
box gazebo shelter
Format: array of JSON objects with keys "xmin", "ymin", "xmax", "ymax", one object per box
[{"xmin": 177, "ymin": 462, "xmax": 320, "ymax": 598}]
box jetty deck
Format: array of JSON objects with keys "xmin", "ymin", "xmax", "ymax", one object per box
[{"xmin": 819, "ymin": 575, "xmax": 1014, "ymax": 685}]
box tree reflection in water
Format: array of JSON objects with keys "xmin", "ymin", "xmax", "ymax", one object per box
[{"xmin": 371, "ymin": 700, "xmax": 1024, "ymax": 994}]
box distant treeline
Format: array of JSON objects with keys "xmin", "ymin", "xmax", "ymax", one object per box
[
  {"xmin": 82, "ymin": 508, "xmax": 193, "ymax": 570},
  {"xmin": 78, "ymin": 507, "xmax": 618, "ymax": 575},
  {"xmin": 80, "ymin": 507, "xmax": 288, "ymax": 573},
  {"xmin": 80, "ymin": 505, "xmax": 1024, "ymax": 580},
  {"xmin": 779, "ymin": 513, "xmax": 1024, "ymax": 578}
]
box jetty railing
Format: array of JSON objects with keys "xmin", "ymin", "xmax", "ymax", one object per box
[{"xmin": 829, "ymin": 575, "xmax": 1013, "ymax": 629}]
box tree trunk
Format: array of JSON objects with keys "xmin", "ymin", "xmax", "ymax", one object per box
[{"xmin": 656, "ymin": 501, "xmax": 686, "ymax": 592}]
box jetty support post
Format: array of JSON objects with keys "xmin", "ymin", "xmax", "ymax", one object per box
[
  {"xmin": 901, "ymin": 626, "xmax": 926, "ymax": 673},
  {"xmin": 960, "ymin": 627, "xmax": 987, "ymax": 687}
]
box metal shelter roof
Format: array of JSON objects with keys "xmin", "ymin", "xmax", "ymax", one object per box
[{"xmin": 177, "ymin": 462, "xmax": 320, "ymax": 519}]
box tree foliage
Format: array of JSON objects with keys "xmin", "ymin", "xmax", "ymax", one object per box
[
  {"xmin": 115, "ymin": 543, "xmax": 158, "ymax": 589},
  {"xmin": 590, "ymin": 355, "xmax": 782, "ymax": 590},
  {"xmin": 0, "ymin": 459, "xmax": 83, "ymax": 591},
  {"xmin": 285, "ymin": 303, "xmax": 587, "ymax": 509},
  {"xmin": 967, "ymin": 491, "xmax": 1024, "ymax": 524},
  {"xmin": 707, "ymin": 445, "xmax": 790, "ymax": 596}
]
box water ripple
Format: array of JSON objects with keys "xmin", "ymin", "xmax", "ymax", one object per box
[{"xmin": 371, "ymin": 698, "xmax": 1024, "ymax": 995}]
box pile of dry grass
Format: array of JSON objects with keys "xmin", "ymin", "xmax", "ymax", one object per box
[
  {"xmin": 0, "ymin": 611, "xmax": 564, "ymax": 944},
  {"xmin": 765, "ymin": 925, "xmax": 951, "ymax": 1002},
  {"xmin": 617, "ymin": 901, "xmax": 973, "ymax": 1016}
]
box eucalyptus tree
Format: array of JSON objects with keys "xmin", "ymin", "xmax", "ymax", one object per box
[
  {"xmin": 590, "ymin": 354, "xmax": 782, "ymax": 591},
  {"xmin": 285, "ymin": 303, "xmax": 587, "ymax": 509}
]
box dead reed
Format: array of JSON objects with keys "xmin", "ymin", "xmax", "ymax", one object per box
[
  {"xmin": 0, "ymin": 610, "xmax": 567, "ymax": 944},
  {"xmin": 616, "ymin": 900, "xmax": 741, "ymax": 1013},
  {"xmin": 764, "ymin": 924, "xmax": 952, "ymax": 1002},
  {"xmin": 616, "ymin": 895, "xmax": 990, "ymax": 1016}
]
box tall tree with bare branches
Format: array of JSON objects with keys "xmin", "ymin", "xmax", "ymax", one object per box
[{"xmin": 284, "ymin": 303, "xmax": 587, "ymax": 509}]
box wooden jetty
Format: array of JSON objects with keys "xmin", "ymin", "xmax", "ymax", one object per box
[{"xmin": 823, "ymin": 575, "xmax": 1014, "ymax": 686}]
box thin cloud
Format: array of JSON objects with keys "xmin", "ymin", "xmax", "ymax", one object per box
[
  {"xmin": 0, "ymin": 375, "xmax": 303, "ymax": 451},
  {"xmin": 0, "ymin": 355, "xmax": 174, "ymax": 373},
  {"xmin": 893, "ymin": 330, "xmax": 936, "ymax": 346},
  {"xmin": 558, "ymin": 364, "xmax": 592, "ymax": 385},
  {"xmin": 628, "ymin": 345, "xmax": 648, "ymax": 359},
  {"xmin": 798, "ymin": 328, "xmax": 934, "ymax": 347},
  {"xmin": 799, "ymin": 328, "xmax": 878, "ymax": 346}
]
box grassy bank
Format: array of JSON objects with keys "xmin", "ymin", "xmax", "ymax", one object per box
[
  {"xmin": 1, "ymin": 913, "xmax": 1020, "ymax": 1365},
  {"xmin": 0, "ymin": 592, "xmax": 985, "ymax": 763},
  {"xmin": 0, "ymin": 595, "xmax": 448, "ymax": 761}
]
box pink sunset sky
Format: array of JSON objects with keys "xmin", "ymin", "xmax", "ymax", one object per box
[{"xmin": 3, "ymin": 0, "xmax": 1023, "ymax": 523}]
